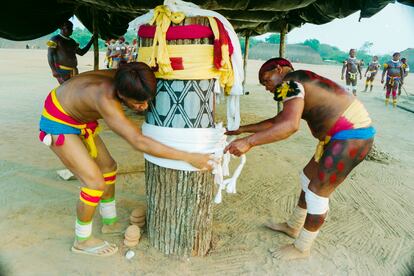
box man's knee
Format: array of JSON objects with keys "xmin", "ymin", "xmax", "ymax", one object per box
[{"xmin": 81, "ymin": 171, "xmax": 106, "ymax": 191}]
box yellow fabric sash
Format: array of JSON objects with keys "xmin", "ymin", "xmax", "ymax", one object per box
[
  {"xmin": 314, "ymin": 100, "xmax": 371, "ymax": 162},
  {"xmin": 138, "ymin": 45, "xmax": 221, "ymax": 80},
  {"xmin": 140, "ymin": 5, "xmax": 234, "ymax": 95}
]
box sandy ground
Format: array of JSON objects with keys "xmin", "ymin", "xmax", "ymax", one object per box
[{"xmin": 0, "ymin": 49, "xmax": 413, "ymax": 276}]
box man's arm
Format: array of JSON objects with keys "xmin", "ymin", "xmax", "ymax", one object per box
[
  {"xmin": 381, "ymin": 64, "xmax": 388, "ymax": 83},
  {"xmin": 47, "ymin": 39, "xmax": 59, "ymax": 77},
  {"xmin": 76, "ymin": 36, "xmax": 94, "ymax": 56},
  {"xmin": 98, "ymin": 97, "xmax": 212, "ymax": 169},
  {"xmin": 226, "ymin": 116, "xmax": 277, "ymax": 135},
  {"xmin": 358, "ymin": 62, "xmax": 362, "ymax": 79},
  {"xmin": 225, "ymin": 98, "xmax": 304, "ymax": 156}
]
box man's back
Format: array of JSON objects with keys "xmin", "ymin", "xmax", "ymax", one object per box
[
  {"xmin": 284, "ymin": 70, "xmax": 354, "ymax": 139},
  {"xmin": 55, "ymin": 70, "xmax": 116, "ymax": 123}
]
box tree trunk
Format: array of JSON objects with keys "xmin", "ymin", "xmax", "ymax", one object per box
[
  {"xmin": 145, "ymin": 160, "xmax": 214, "ymax": 256},
  {"xmin": 92, "ymin": 9, "xmax": 99, "ymax": 70},
  {"xmin": 277, "ymin": 23, "xmax": 288, "ymax": 113}
]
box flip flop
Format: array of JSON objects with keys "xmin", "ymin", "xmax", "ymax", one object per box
[{"xmin": 71, "ymin": 241, "xmax": 118, "ymax": 257}]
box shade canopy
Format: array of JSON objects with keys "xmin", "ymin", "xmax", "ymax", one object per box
[{"xmin": 1, "ymin": 0, "xmax": 412, "ymax": 40}]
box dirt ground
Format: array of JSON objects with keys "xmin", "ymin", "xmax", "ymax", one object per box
[{"xmin": 0, "ymin": 49, "xmax": 413, "ymax": 276}]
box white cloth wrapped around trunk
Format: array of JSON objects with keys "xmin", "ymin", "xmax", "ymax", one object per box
[{"xmin": 142, "ymin": 122, "xmax": 246, "ymax": 203}]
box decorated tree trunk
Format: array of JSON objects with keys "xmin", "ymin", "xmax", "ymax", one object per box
[{"xmin": 141, "ymin": 17, "xmax": 216, "ymax": 256}]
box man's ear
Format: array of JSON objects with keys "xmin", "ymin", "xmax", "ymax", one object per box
[{"xmin": 276, "ymin": 65, "xmax": 283, "ymax": 74}]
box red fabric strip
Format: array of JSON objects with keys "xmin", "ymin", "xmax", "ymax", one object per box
[
  {"xmin": 104, "ymin": 175, "xmax": 117, "ymax": 182},
  {"xmin": 44, "ymin": 93, "xmax": 83, "ymax": 126},
  {"xmin": 327, "ymin": 116, "xmax": 354, "ymax": 136},
  {"xmin": 80, "ymin": 191, "xmax": 101, "ymax": 203},
  {"xmin": 138, "ymin": 25, "xmax": 214, "ymax": 40},
  {"xmin": 170, "ymin": 57, "xmax": 184, "ymax": 70}
]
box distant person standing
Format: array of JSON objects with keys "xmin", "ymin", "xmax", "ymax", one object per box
[
  {"xmin": 109, "ymin": 37, "xmax": 126, "ymax": 69},
  {"xmin": 129, "ymin": 39, "xmax": 138, "ymax": 63},
  {"xmin": 341, "ymin": 49, "xmax": 362, "ymax": 96},
  {"xmin": 47, "ymin": 21, "xmax": 94, "ymax": 84},
  {"xmin": 399, "ymin": 57, "xmax": 410, "ymax": 96},
  {"xmin": 382, "ymin": 52, "xmax": 404, "ymax": 107},
  {"xmin": 363, "ymin": 56, "xmax": 380, "ymax": 92}
]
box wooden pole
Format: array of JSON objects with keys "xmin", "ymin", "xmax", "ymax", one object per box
[
  {"xmin": 277, "ymin": 23, "xmax": 288, "ymax": 113},
  {"xmin": 144, "ymin": 17, "xmax": 215, "ymax": 257},
  {"xmin": 242, "ymin": 34, "xmax": 250, "ymax": 89},
  {"xmin": 92, "ymin": 9, "xmax": 99, "ymax": 70}
]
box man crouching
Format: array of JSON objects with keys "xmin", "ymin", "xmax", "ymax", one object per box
[
  {"xmin": 225, "ymin": 58, "xmax": 375, "ymax": 260},
  {"xmin": 39, "ymin": 62, "xmax": 214, "ymax": 256}
]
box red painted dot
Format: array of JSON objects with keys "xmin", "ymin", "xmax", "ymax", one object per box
[
  {"xmin": 318, "ymin": 171, "xmax": 325, "ymax": 181},
  {"xmin": 329, "ymin": 173, "xmax": 337, "ymax": 184},
  {"xmin": 337, "ymin": 161, "xmax": 345, "ymax": 172},
  {"xmin": 324, "ymin": 156, "xmax": 334, "ymax": 168},
  {"xmin": 332, "ymin": 142, "xmax": 342, "ymax": 155},
  {"xmin": 349, "ymin": 148, "xmax": 358, "ymax": 158}
]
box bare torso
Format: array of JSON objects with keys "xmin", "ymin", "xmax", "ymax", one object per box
[
  {"xmin": 52, "ymin": 35, "xmax": 79, "ymax": 67},
  {"xmin": 55, "ymin": 69, "xmax": 117, "ymax": 122},
  {"xmin": 284, "ymin": 70, "xmax": 354, "ymax": 140}
]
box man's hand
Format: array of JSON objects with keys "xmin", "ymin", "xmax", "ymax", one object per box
[
  {"xmin": 341, "ymin": 75, "xmax": 344, "ymax": 80},
  {"xmin": 225, "ymin": 128, "xmax": 242, "ymax": 136},
  {"xmin": 359, "ymin": 74, "xmax": 362, "ymax": 80},
  {"xmin": 52, "ymin": 70, "xmax": 59, "ymax": 78},
  {"xmin": 224, "ymin": 137, "xmax": 252, "ymax": 157},
  {"xmin": 186, "ymin": 153, "xmax": 216, "ymax": 171},
  {"xmin": 381, "ymin": 79, "xmax": 384, "ymax": 84}
]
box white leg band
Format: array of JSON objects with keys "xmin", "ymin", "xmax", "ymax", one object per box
[
  {"xmin": 352, "ymin": 85, "xmax": 357, "ymax": 91},
  {"xmin": 305, "ymin": 189, "xmax": 329, "ymax": 215},
  {"xmin": 75, "ymin": 219, "xmax": 92, "ymax": 240},
  {"xmin": 286, "ymin": 206, "xmax": 307, "ymax": 230},
  {"xmin": 294, "ymin": 228, "xmax": 319, "ymax": 252},
  {"xmin": 99, "ymin": 199, "xmax": 117, "ymax": 224},
  {"xmin": 299, "ymin": 170, "xmax": 310, "ymax": 192}
]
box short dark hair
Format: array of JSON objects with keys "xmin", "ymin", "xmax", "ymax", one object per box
[
  {"xmin": 60, "ymin": 20, "xmax": 73, "ymax": 29},
  {"xmin": 114, "ymin": 62, "xmax": 156, "ymax": 102}
]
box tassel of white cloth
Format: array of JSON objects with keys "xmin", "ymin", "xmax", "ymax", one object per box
[{"xmin": 141, "ymin": 122, "xmax": 245, "ymax": 204}]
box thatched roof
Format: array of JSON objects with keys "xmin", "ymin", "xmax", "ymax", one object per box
[{"xmin": 1, "ymin": 0, "xmax": 413, "ymax": 40}]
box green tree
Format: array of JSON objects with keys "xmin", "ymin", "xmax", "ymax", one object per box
[
  {"xmin": 304, "ymin": 39, "xmax": 320, "ymax": 51},
  {"xmin": 265, "ymin": 33, "xmax": 281, "ymax": 44}
]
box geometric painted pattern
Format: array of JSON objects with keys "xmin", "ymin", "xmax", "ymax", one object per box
[{"xmin": 146, "ymin": 79, "xmax": 215, "ymax": 128}]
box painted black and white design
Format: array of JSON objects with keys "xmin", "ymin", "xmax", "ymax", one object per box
[{"xmin": 146, "ymin": 79, "xmax": 215, "ymax": 128}]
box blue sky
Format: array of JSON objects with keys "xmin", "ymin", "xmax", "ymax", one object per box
[{"xmin": 72, "ymin": 2, "xmax": 414, "ymax": 55}]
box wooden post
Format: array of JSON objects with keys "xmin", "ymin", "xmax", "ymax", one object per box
[
  {"xmin": 92, "ymin": 9, "xmax": 99, "ymax": 70},
  {"xmin": 242, "ymin": 34, "xmax": 250, "ymax": 89},
  {"xmin": 144, "ymin": 17, "xmax": 215, "ymax": 257},
  {"xmin": 277, "ymin": 23, "xmax": 288, "ymax": 113}
]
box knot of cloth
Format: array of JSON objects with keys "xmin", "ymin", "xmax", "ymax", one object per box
[
  {"xmin": 314, "ymin": 136, "xmax": 331, "ymax": 163},
  {"xmin": 149, "ymin": 5, "xmax": 185, "ymax": 74},
  {"xmin": 80, "ymin": 122, "xmax": 100, "ymax": 158}
]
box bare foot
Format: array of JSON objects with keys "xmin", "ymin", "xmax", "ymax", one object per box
[
  {"xmin": 72, "ymin": 236, "xmax": 118, "ymax": 257},
  {"xmin": 271, "ymin": 244, "xmax": 310, "ymax": 260},
  {"xmin": 101, "ymin": 222, "xmax": 123, "ymax": 235},
  {"xmin": 264, "ymin": 221, "xmax": 300, "ymax": 238}
]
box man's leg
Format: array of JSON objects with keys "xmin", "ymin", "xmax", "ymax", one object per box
[
  {"xmin": 50, "ymin": 134, "xmax": 117, "ymax": 256},
  {"xmin": 93, "ymin": 136, "xmax": 123, "ymax": 234},
  {"xmin": 345, "ymin": 78, "xmax": 351, "ymax": 93},
  {"xmin": 352, "ymin": 79, "xmax": 357, "ymax": 96},
  {"xmin": 272, "ymin": 138, "xmax": 374, "ymax": 260},
  {"xmin": 363, "ymin": 79, "xmax": 369, "ymax": 92},
  {"xmin": 392, "ymin": 83, "xmax": 398, "ymax": 107},
  {"xmin": 385, "ymin": 82, "xmax": 391, "ymax": 106},
  {"xmin": 369, "ymin": 76, "xmax": 375, "ymax": 92},
  {"xmin": 265, "ymin": 158, "xmax": 317, "ymax": 238}
]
